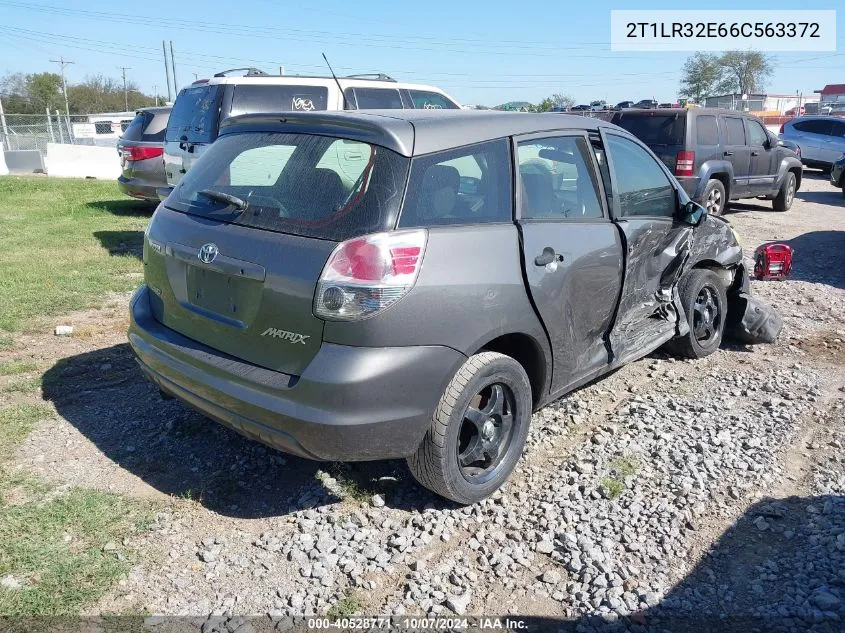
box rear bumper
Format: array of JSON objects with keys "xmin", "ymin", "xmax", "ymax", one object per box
[
  {"xmin": 127, "ymin": 285, "xmax": 465, "ymax": 461},
  {"xmin": 117, "ymin": 176, "xmax": 160, "ymax": 201}
]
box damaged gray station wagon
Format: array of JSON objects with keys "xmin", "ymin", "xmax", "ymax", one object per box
[{"xmin": 129, "ymin": 110, "xmax": 780, "ymax": 504}]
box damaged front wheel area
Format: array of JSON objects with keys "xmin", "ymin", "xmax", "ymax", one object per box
[{"xmin": 664, "ymin": 269, "xmax": 727, "ymax": 359}]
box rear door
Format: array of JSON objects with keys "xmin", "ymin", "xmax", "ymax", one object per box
[
  {"xmin": 821, "ymin": 119, "xmax": 845, "ymax": 163},
  {"xmin": 721, "ymin": 115, "xmax": 751, "ymax": 196},
  {"xmin": 515, "ymin": 132, "xmax": 623, "ymax": 392},
  {"xmin": 164, "ymin": 84, "xmax": 224, "ymax": 186},
  {"xmin": 745, "ymin": 117, "xmax": 777, "ymax": 193},
  {"xmin": 147, "ymin": 131, "xmax": 409, "ymax": 375},
  {"xmin": 601, "ymin": 130, "xmax": 692, "ymax": 365}
]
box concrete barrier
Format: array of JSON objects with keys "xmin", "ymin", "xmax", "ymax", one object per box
[
  {"xmin": 46, "ymin": 143, "xmax": 120, "ymax": 179},
  {"xmin": 0, "ymin": 151, "xmax": 7, "ymax": 176},
  {"xmin": 3, "ymin": 150, "xmax": 45, "ymax": 174}
]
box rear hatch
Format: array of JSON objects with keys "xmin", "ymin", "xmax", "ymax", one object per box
[
  {"xmin": 612, "ymin": 110, "xmax": 687, "ymax": 171},
  {"xmin": 119, "ymin": 109, "xmax": 168, "ymax": 179},
  {"xmin": 146, "ymin": 130, "xmax": 409, "ymax": 375},
  {"xmin": 164, "ymin": 84, "xmax": 223, "ymax": 186}
]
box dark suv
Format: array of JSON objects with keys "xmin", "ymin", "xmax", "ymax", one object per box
[
  {"xmin": 129, "ymin": 111, "xmax": 780, "ymax": 504},
  {"xmin": 611, "ymin": 108, "xmax": 802, "ymax": 215}
]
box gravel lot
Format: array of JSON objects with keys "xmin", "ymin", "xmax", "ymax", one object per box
[{"xmin": 5, "ymin": 171, "xmax": 845, "ymax": 630}]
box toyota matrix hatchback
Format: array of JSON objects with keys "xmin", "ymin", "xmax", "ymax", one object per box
[{"xmin": 129, "ymin": 110, "xmax": 780, "ymax": 503}]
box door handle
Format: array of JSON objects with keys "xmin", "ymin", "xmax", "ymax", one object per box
[
  {"xmin": 751, "ymin": 151, "xmax": 759, "ymax": 156},
  {"xmin": 534, "ymin": 247, "xmax": 564, "ymax": 267},
  {"xmin": 724, "ymin": 151, "xmax": 733, "ymax": 156}
]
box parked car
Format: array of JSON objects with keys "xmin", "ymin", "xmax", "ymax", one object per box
[
  {"xmin": 589, "ymin": 100, "xmax": 607, "ymax": 111},
  {"xmin": 163, "ymin": 69, "xmax": 460, "ymax": 191},
  {"xmin": 614, "ymin": 101, "xmax": 635, "ymax": 110},
  {"xmin": 570, "ymin": 104, "xmax": 591, "ymax": 111},
  {"xmin": 117, "ymin": 106, "xmax": 171, "ymax": 202},
  {"xmin": 784, "ymin": 106, "xmax": 805, "ymax": 117},
  {"xmin": 780, "ymin": 115, "xmax": 845, "ymax": 170},
  {"xmin": 633, "ymin": 99, "xmax": 658, "ymax": 109},
  {"xmin": 612, "ymin": 108, "xmax": 802, "ymax": 215},
  {"xmin": 133, "ymin": 110, "xmax": 780, "ymax": 503},
  {"xmin": 831, "ymin": 154, "xmax": 845, "ymax": 197}
]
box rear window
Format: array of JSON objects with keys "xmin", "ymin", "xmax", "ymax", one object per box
[
  {"xmin": 170, "ymin": 132, "xmax": 409, "ymax": 241},
  {"xmin": 612, "ymin": 113, "xmax": 686, "ymax": 146},
  {"xmin": 696, "ymin": 115, "xmax": 719, "ymax": 145},
  {"xmin": 121, "ymin": 110, "xmax": 169, "ymax": 142},
  {"xmin": 165, "ymin": 85, "xmax": 223, "ymax": 144},
  {"xmin": 230, "ymin": 85, "xmax": 329, "ymax": 115}
]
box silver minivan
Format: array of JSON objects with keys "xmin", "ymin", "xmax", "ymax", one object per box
[{"xmin": 780, "ymin": 116, "xmax": 845, "ymax": 169}]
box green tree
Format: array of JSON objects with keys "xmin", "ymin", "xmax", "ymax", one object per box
[
  {"xmin": 26, "ymin": 73, "xmax": 64, "ymax": 111},
  {"xmin": 679, "ymin": 53, "xmax": 722, "ymax": 102},
  {"xmin": 717, "ymin": 50, "xmax": 773, "ymax": 95},
  {"xmin": 551, "ymin": 93, "xmax": 575, "ymax": 110}
]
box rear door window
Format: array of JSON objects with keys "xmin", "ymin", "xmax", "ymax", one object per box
[
  {"xmin": 170, "ymin": 132, "xmax": 409, "ymax": 241},
  {"xmin": 230, "ymin": 85, "xmax": 329, "ymax": 115},
  {"xmin": 407, "ymin": 90, "xmax": 459, "ymax": 110},
  {"xmin": 165, "ymin": 84, "xmax": 223, "ymax": 144},
  {"xmin": 517, "ymin": 135, "xmax": 604, "ymax": 219},
  {"xmin": 349, "ymin": 88, "xmax": 404, "ymax": 109},
  {"xmin": 695, "ymin": 115, "xmax": 719, "ymax": 145},
  {"xmin": 793, "ymin": 119, "xmax": 834, "ymax": 135},
  {"xmin": 829, "ymin": 120, "xmax": 845, "ymax": 137},
  {"xmin": 724, "ymin": 117, "xmax": 746, "ymax": 145},
  {"xmin": 399, "ymin": 139, "xmax": 511, "ymax": 227}
]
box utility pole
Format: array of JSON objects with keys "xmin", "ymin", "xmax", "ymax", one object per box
[
  {"xmin": 169, "ymin": 41, "xmax": 178, "ymax": 93},
  {"xmin": 162, "ymin": 41, "xmax": 172, "ymax": 102},
  {"xmin": 49, "ymin": 56, "xmax": 73, "ymax": 118},
  {"xmin": 118, "ymin": 66, "xmax": 131, "ymax": 111}
]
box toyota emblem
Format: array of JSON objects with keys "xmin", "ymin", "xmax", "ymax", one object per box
[{"xmin": 198, "ymin": 243, "xmax": 219, "ymax": 264}]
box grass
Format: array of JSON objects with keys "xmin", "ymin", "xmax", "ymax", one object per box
[
  {"xmin": 0, "ymin": 376, "xmax": 43, "ymax": 395},
  {"xmin": 0, "ymin": 405, "xmax": 52, "ymax": 461},
  {"xmin": 0, "ymin": 177, "xmax": 151, "ymax": 332},
  {"xmin": 315, "ymin": 466, "xmax": 371, "ymax": 503},
  {"xmin": 0, "ymin": 487, "xmax": 153, "ymax": 615},
  {"xmin": 599, "ymin": 456, "xmax": 641, "ymax": 500},
  {"xmin": 0, "ymin": 403, "xmax": 155, "ymax": 615},
  {"xmin": 0, "ymin": 361, "xmax": 38, "ymax": 376},
  {"xmin": 326, "ymin": 595, "xmax": 361, "ymax": 619}
]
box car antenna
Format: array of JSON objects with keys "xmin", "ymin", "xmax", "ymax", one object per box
[{"xmin": 322, "ymin": 53, "xmax": 349, "ymax": 110}]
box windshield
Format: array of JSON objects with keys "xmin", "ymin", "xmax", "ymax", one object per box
[
  {"xmin": 169, "ymin": 132, "xmax": 410, "ymax": 241},
  {"xmin": 612, "ymin": 113, "xmax": 686, "ymax": 146}
]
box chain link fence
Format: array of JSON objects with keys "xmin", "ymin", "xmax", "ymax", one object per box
[{"xmin": 0, "ymin": 112, "xmax": 134, "ymax": 155}]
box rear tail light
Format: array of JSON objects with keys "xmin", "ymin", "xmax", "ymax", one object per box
[
  {"xmin": 754, "ymin": 243, "xmax": 793, "ymax": 280},
  {"xmin": 779, "ymin": 123, "xmax": 785, "ymax": 134},
  {"xmin": 123, "ymin": 146, "xmax": 164, "ymax": 161},
  {"xmin": 314, "ymin": 230, "xmax": 427, "ymax": 321},
  {"xmin": 675, "ymin": 150, "xmax": 695, "ymax": 177}
]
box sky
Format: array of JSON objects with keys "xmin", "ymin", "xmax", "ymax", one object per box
[{"xmin": 0, "ymin": 0, "xmax": 843, "ymax": 108}]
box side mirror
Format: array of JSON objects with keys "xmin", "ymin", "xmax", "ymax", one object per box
[{"xmin": 678, "ymin": 200, "xmax": 706, "ymax": 226}]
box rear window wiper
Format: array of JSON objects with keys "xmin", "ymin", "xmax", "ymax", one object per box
[{"xmin": 197, "ymin": 189, "xmax": 249, "ymax": 211}]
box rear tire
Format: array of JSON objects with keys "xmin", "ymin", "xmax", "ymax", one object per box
[
  {"xmin": 407, "ymin": 352, "xmax": 532, "ymax": 504},
  {"xmin": 664, "ymin": 269, "xmax": 727, "ymax": 359},
  {"xmin": 773, "ymin": 172, "xmax": 796, "ymax": 212},
  {"xmin": 701, "ymin": 179, "xmax": 726, "ymax": 216}
]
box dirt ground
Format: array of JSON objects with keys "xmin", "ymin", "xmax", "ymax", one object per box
[{"xmin": 1, "ymin": 170, "xmax": 843, "ymax": 626}]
